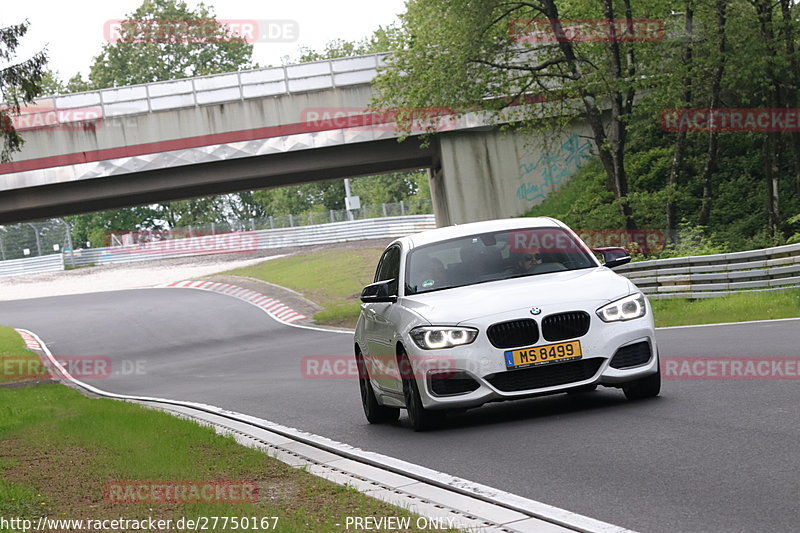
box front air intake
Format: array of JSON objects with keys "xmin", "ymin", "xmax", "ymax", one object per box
[
  {"xmin": 487, "ymin": 319, "xmax": 539, "ymax": 349},
  {"xmin": 541, "ymin": 311, "xmax": 591, "ymax": 342}
]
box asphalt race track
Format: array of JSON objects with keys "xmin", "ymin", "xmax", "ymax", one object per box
[{"xmin": 1, "ymin": 288, "xmax": 798, "ymax": 533}]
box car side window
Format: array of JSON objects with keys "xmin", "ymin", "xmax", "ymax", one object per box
[{"xmin": 374, "ymin": 246, "xmax": 401, "ymax": 296}]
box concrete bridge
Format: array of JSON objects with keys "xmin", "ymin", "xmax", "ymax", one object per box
[{"xmin": 0, "ymin": 53, "xmax": 593, "ymax": 225}]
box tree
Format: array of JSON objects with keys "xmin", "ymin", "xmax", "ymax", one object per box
[
  {"xmin": 371, "ymin": 0, "xmax": 672, "ymax": 229},
  {"xmin": 84, "ymin": 0, "xmax": 256, "ymax": 228},
  {"xmin": 0, "ymin": 20, "xmax": 47, "ymax": 162},
  {"xmin": 295, "ymin": 26, "xmax": 399, "ymax": 63},
  {"xmin": 68, "ymin": 207, "xmax": 161, "ymax": 248},
  {"xmin": 89, "ymin": 0, "xmax": 255, "ymax": 87}
]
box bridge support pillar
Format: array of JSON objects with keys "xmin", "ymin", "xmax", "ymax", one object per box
[{"xmin": 432, "ymin": 125, "xmax": 594, "ymax": 227}]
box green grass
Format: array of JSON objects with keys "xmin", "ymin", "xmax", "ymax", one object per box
[
  {"xmin": 0, "ymin": 326, "xmax": 46, "ymax": 384},
  {"xmin": 651, "ymin": 289, "xmax": 800, "ymax": 327},
  {"xmin": 0, "ymin": 382, "xmax": 453, "ymax": 532},
  {"xmin": 225, "ymin": 248, "xmax": 384, "ymax": 327}
]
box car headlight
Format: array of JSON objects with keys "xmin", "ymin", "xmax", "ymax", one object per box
[
  {"xmin": 596, "ymin": 293, "xmax": 647, "ymax": 322},
  {"xmin": 410, "ymin": 327, "xmax": 478, "ymax": 350}
]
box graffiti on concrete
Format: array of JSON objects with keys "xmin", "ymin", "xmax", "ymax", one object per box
[{"xmin": 516, "ymin": 134, "xmax": 593, "ymax": 202}]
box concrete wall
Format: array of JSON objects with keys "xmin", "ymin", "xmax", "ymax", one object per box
[{"xmin": 434, "ymin": 122, "xmax": 595, "ymax": 226}]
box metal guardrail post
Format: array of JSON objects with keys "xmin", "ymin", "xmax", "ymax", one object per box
[
  {"xmin": 61, "ymin": 218, "xmax": 76, "ymax": 267},
  {"xmin": 26, "ymin": 223, "xmax": 42, "ymax": 256}
]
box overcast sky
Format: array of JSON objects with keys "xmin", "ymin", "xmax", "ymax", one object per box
[{"xmin": 2, "ymin": 0, "xmax": 407, "ymax": 80}]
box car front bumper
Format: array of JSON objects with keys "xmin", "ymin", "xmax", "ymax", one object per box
[{"xmin": 405, "ymin": 318, "xmax": 658, "ymax": 410}]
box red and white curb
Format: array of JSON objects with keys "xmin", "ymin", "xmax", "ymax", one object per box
[
  {"xmin": 16, "ymin": 329, "xmax": 42, "ymax": 351},
  {"xmin": 164, "ymin": 280, "xmax": 307, "ymax": 323}
]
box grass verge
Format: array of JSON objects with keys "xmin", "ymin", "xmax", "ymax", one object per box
[
  {"xmin": 224, "ymin": 248, "xmax": 383, "ymax": 328},
  {"xmin": 0, "ymin": 382, "xmax": 452, "ymax": 532},
  {"xmin": 0, "ymin": 326, "xmax": 46, "ymax": 384},
  {"xmin": 650, "ymin": 289, "xmax": 800, "ymax": 327}
]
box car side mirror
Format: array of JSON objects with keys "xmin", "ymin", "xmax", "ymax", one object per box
[
  {"xmin": 360, "ymin": 280, "xmax": 398, "ymax": 303},
  {"xmin": 593, "ymin": 247, "xmax": 631, "ymax": 269}
]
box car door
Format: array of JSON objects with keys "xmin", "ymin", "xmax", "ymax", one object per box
[{"xmin": 362, "ymin": 244, "xmax": 403, "ymax": 392}]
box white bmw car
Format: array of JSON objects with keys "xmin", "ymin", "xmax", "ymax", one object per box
[{"xmin": 354, "ymin": 217, "xmax": 660, "ymax": 430}]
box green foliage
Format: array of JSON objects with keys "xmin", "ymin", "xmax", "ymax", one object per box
[
  {"xmin": 655, "ymin": 221, "xmax": 726, "ymax": 259},
  {"xmin": 88, "ymin": 0, "xmax": 254, "ymax": 87},
  {"xmin": 525, "ymin": 160, "xmax": 624, "ymax": 229},
  {"xmin": 0, "ymin": 20, "xmax": 48, "ymax": 162},
  {"xmin": 786, "ymin": 213, "xmax": 800, "ymax": 244},
  {"xmin": 294, "ymin": 26, "xmax": 398, "ymax": 62},
  {"xmin": 66, "ymin": 207, "xmax": 161, "ymax": 247}
]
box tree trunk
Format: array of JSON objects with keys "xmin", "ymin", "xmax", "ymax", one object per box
[
  {"xmin": 602, "ymin": 0, "xmax": 635, "ymax": 230},
  {"xmin": 778, "ymin": 0, "xmax": 800, "ymax": 195},
  {"xmin": 667, "ymin": 3, "xmax": 694, "ymax": 238},
  {"xmin": 753, "ymin": 0, "xmax": 782, "ymax": 236},
  {"xmin": 541, "ymin": 0, "xmax": 636, "ymax": 229},
  {"xmin": 698, "ymin": 0, "xmax": 727, "ymax": 228},
  {"xmin": 764, "ymin": 134, "xmax": 781, "ymax": 233}
]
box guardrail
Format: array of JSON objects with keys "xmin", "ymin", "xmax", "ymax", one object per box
[
  {"xmin": 69, "ymin": 215, "xmax": 436, "ymax": 267},
  {"xmin": 616, "ymin": 242, "xmax": 800, "ymax": 299},
  {"xmin": 0, "ymin": 253, "xmax": 65, "ymax": 278}
]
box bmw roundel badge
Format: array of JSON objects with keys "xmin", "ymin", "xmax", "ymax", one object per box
[{"xmin": 530, "ymin": 307, "xmax": 542, "ymax": 315}]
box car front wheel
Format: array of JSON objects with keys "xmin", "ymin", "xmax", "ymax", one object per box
[
  {"xmin": 623, "ymin": 365, "xmax": 661, "ymax": 400},
  {"xmin": 398, "ymin": 347, "xmax": 445, "ymax": 431},
  {"xmin": 356, "ymin": 351, "xmax": 399, "ymax": 424}
]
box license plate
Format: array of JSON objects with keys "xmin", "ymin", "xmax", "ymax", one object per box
[{"xmin": 504, "ymin": 340, "xmax": 582, "ymax": 369}]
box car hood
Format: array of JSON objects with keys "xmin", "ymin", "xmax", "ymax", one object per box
[{"xmin": 401, "ymin": 267, "xmax": 634, "ymax": 324}]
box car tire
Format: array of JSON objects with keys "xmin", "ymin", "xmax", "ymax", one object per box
[
  {"xmin": 356, "ymin": 352, "xmax": 399, "ymax": 424},
  {"xmin": 398, "ymin": 348, "xmax": 445, "ymax": 432},
  {"xmin": 623, "ymin": 365, "xmax": 661, "ymax": 400}
]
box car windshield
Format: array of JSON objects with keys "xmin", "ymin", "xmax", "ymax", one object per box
[{"xmin": 404, "ymin": 227, "xmax": 597, "ymax": 295}]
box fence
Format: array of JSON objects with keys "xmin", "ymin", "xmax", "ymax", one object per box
[
  {"xmin": 0, "ymin": 219, "xmax": 73, "ymax": 262},
  {"xmin": 616, "ymin": 242, "xmax": 800, "ymax": 299},
  {"xmin": 120, "ymin": 198, "xmax": 434, "ymax": 238},
  {"xmin": 0, "ymin": 254, "xmax": 65, "ymax": 278},
  {"xmin": 51, "ymin": 215, "xmax": 435, "ymax": 269},
  {"xmin": 0, "ymin": 199, "xmax": 433, "ymax": 262}
]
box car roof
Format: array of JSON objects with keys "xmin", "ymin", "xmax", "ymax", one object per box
[{"xmin": 400, "ymin": 217, "xmax": 564, "ymax": 249}]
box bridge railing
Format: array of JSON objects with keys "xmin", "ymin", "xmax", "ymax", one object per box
[
  {"xmin": 616, "ymin": 243, "xmax": 800, "ymax": 299},
  {"xmin": 18, "ymin": 54, "xmax": 388, "ymax": 128}
]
